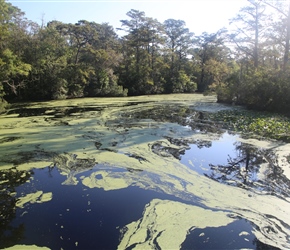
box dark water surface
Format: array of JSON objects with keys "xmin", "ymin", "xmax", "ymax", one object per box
[
  {"xmin": 11, "ymin": 167, "xmax": 177, "ymax": 249},
  {"xmin": 0, "ymin": 95, "xmax": 289, "ymax": 249},
  {"xmin": 2, "ymin": 163, "xmax": 277, "ymax": 250}
]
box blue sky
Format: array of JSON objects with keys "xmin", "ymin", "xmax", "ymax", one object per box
[{"xmin": 8, "ymin": 0, "xmax": 247, "ymax": 36}]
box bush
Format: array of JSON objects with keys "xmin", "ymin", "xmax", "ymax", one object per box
[{"xmin": 217, "ymin": 67, "xmax": 290, "ymax": 115}]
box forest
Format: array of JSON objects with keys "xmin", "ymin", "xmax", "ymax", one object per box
[{"xmin": 1, "ymin": 0, "xmax": 290, "ymax": 114}]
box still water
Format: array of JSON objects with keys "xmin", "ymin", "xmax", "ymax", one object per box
[{"xmin": 0, "ymin": 94, "xmax": 289, "ymax": 249}]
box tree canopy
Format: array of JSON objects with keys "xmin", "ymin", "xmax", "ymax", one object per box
[{"xmin": 1, "ymin": 0, "xmax": 290, "ymax": 114}]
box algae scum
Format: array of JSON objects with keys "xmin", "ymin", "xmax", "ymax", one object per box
[{"xmin": 1, "ymin": 94, "xmax": 290, "ymax": 249}]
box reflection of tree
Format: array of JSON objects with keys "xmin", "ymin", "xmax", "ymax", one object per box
[
  {"xmin": 195, "ymin": 140, "xmax": 212, "ymax": 149},
  {"xmin": 131, "ymin": 105, "xmax": 224, "ymax": 134},
  {"xmin": 151, "ymin": 137, "xmax": 212, "ymax": 160},
  {"xmin": 53, "ymin": 153, "xmax": 96, "ymax": 185},
  {"xmin": 151, "ymin": 141, "xmax": 186, "ymax": 160},
  {"xmin": 0, "ymin": 152, "xmax": 96, "ymax": 248},
  {"xmin": 165, "ymin": 136, "xmax": 212, "ymax": 149},
  {"xmin": 0, "ymin": 168, "xmax": 31, "ymax": 248},
  {"xmin": 206, "ymin": 143, "xmax": 290, "ymax": 199}
]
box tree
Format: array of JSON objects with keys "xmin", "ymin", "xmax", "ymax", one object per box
[
  {"xmin": 204, "ymin": 58, "xmax": 229, "ymax": 92},
  {"xmin": 120, "ymin": 10, "xmax": 146, "ymax": 75},
  {"xmin": 56, "ymin": 20, "xmax": 98, "ymax": 65},
  {"xmin": 163, "ymin": 19, "xmax": 195, "ymax": 93},
  {"xmin": 195, "ymin": 29, "xmax": 229, "ymax": 92},
  {"xmin": 22, "ymin": 21, "xmax": 69, "ymax": 100},
  {"xmin": 262, "ymin": 0, "xmax": 290, "ymax": 70},
  {"xmin": 119, "ymin": 9, "xmax": 165, "ymax": 95},
  {"xmin": 84, "ymin": 46, "xmax": 127, "ymax": 97},
  {"xmin": 0, "ymin": 0, "xmax": 31, "ymax": 105},
  {"xmin": 229, "ymin": 0, "xmax": 267, "ymax": 68},
  {"xmin": 80, "ymin": 22, "xmax": 126, "ymax": 97},
  {"xmin": 54, "ymin": 20, "xmax": 98, "ymax": 97}
]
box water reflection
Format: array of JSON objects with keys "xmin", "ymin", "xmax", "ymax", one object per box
[
  {"xmin": 201, "ymin": 141, "xmax": 290, "ymax": 200},
  {"xmin": 53, "ymin": 153, "xmax": 96, "ymax": 185},
  {"xmin": 0, "ymin": 168, "xmax": 31, "ymax": 248},
  {"xmin": 150, "ymin": 140, "xmax": 187, "ymax": 160},
  {"xmin": 131, "ymin": 105, "xmax": 224, "ymax": 134},
  {"xmin": 181, "ymin": 219, "xmax": 280, "ymax": 250}
]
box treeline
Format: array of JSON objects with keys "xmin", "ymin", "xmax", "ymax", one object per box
[{"xmin": 1, "ymin": 0, "xmax": 290, "ymax": 114}]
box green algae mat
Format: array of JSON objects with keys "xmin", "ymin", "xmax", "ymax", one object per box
[{"xmin": 1, "ymin": 94, "xmax": 290, "ymax": 249}]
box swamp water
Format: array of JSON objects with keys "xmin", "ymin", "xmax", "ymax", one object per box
[{"xmin": 0, "ymin": 94, "xmax": 290, "ymax": 249}]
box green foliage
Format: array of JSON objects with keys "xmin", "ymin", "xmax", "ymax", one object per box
[
  {"xmin": 0, "ymin": 49, "xmax": 31, "ymax": 78},
  {"xmin": 85, "ymin": 69, "xmax": 127, "ymax": 97},
  {"xmin": 195, "ymin": 30, "xmax": 230, "ymax": 92},
  {"xmin": 209, "ymin": 110, "xmax": 290, "ymax": 141},
  {"xmin": 217, "ymin": 67, "xmax": 290, "ymax": 114},
  {"xmin": 0, "ymin": 83, "xmax": 7, "ymax": 113},
  {"xmin": 51, "ymin": 78, "xmax": 68, "ymax": 100},
  {"xmin": 171, "ymin": 70, "xmax": 197, "ymax": 93}
]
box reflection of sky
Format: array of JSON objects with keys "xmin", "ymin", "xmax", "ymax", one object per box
[
  {"xmin": 181, "ymin": 219, "xmax": 257, "ymax": 250},
  {"xmin": 12, "ymin": 167, "xmax": 202, "ymax": 249},
  {"xmin": 181, "ymin": 132, "xmax": 239, "ymax": 175}
]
